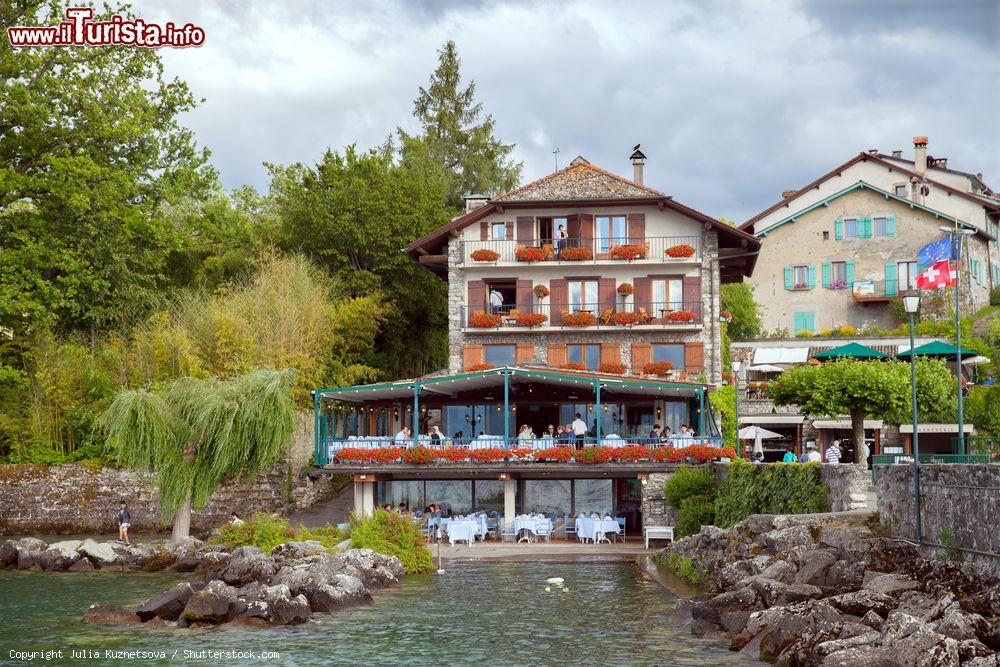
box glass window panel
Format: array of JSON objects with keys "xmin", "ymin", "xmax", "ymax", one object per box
[
  {"xmin": 652, "ymin": 280, "xmax": 665, "ymax": 306},
  {"xmin": 474, "ymin": 480, "xmax": 505, "ymax": 513},
  {"xmin": 793, "ymin": 265, "xmax": 808, "ymax": 287},
  {"xmin": 873, "ymin": 217, "xmax": 887, "ymax": 236},
  {"xmin": 523, "ymin": 480, "xmax": 571, "ymax": 516},
  {"xmin": 484, "ymin": 403, "xmax": 512, "ymax": 437},
  {"xmin": 669, "ymin": 278, "xmax": 683, "ymax": 309},
  {"xmin": 894, "ymin": 185, "xmax": 907, "ymax": 197},
  {"xmin": 652, "ymin": 344, "xmax": 685, "ymax": 368},
  {"xmin": 568, "ymin": 345, "xmax": 583, "ymax": 365},
  {"xmin": 491, "ymin": 222, "xmax": 506, "ymax": 239},
  {"xmin": 597, "ymin": 403, "xmax": 624, "ymax": 436},
  {"xmin": 574, "ymin": 479, "xmax": 613, "ymax": 516},
  {"xmin": 662, "ymin": 401, "xmax": 687, "ymax": 434},
  {"xmin": 425, "ymin": 480, "xmax": 472, "ymax": 515},
  {"xmin": 376, "ymin": 481, "xmax": 424, "ymax": 512},
  {"xmin": 831, "ymin": 261, "xmax": 846, "ymax": 285},
  {"xmin": 485, "ymin": 345, "xmax": 516, "ymax": 366},
  {"xmin": 568, "ymin": 344, "xmax": 599, "ymax": 370}
]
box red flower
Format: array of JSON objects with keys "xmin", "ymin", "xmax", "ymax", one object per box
[
  {"xmin": 560, "ymin": 246, "xmax": 592, "ymax": 261},
  {"xmin": 507, "ymin": 447, "xmax": 534, "ymax": 460},
  {"xmin": 616, "ymin": 283, "xmax": 634, "ymax": 296},
  {"xmin": 436, "ymin": 447, "xmax": 469, "ymax": 462},
  {"xmin": 402, "ymin": 446, "xmax": 436, "ymax": 464},
  {"xmin": 470, "ymin": 448, "xmax": 507, "ymax": 463},
  {"xmin": 559, "ymin": 362, "xmax": 587, "ymax": 371},
  {"xmin": 608, "ymin": 243, "xmax": 649, "ymax": 261},
  {"xmin": 667, "ymin": 309, "xmax": 696, "ymax": 323},
  {"xmin": 562, "ymin": 311, "xmax": 596, "ymax": 327},
  {"xmin": 612, "ymin": 445, "xmax": 651, "ymax": 462},
  {"xmin": 467, "ymin": 363, "xmax": 496, "ymax": 372},
  {"xmin": 533, "ymin": 446, "xmax": 574, "ymax": 462},
  {"xmin": 471, "ymin": 249, "xmax": 501, "ymax": 262},
  {"xmin": 515, "ymin": 245, "xmax": 553, "ymax": 262},
  {"xmin": 611, "ymin": 311, "xmax": 640, "ymax": 326},
  {"xmin": 598, "ymin": 361, "xmax": 627, "ymax": 375},
  {"xmin": 470, "ymin": 311, "xmax": 502, "ymax": 328},
  {"xmin": 576, "ymin": 446, "xmax": 614, "ymax": 464},
  {"xmin": 665, "ymin": 244, "xmax": 696, "ymax": 258},
  {"xmin": 533, "ymin": 284, "xmax": 550, "ymax": 298},
  {"xmin": 515, "ymin": 312, "xmax": 548, "ymax": 327},
  {"xmin": 640, "ymin": 361, "xmax": 674, "ymax": 377}
]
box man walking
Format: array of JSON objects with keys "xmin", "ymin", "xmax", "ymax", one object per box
[
  {"xmin": 117, "ymin": 499, "xmax": 132, "ymax": 547},
  {"xmin": 825, "ymin": 440, "xmax": 842, "ymax": 465},
  {"xmin": 571, "ymin": 412, "xmax": 588, "ymax": 450}
]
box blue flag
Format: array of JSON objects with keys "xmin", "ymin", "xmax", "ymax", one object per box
[{"xmin": 918, "ymin": 235, "xmax": 954, "ymax": 266}]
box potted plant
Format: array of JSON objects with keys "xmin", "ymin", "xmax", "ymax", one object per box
[
  {"xmin": 611, "ymin": 311, "xmax": 640, "ymax": 326},
  {"xmin": 640, "ymin": 361, "xmax": 674, "ymax": 377},
  {"xmin": 667, "ymin": 309, "xmax": 696, "ymax": 323},
  {"xmin": 597, "ymin": 361, "xmax": 627, "ymax": 375},
  {"xmin": 617, "ymin": 283, "xmax": 634, "ymax": 296},
  {"xmin": 469, "ymin": 311, "xmax": 503, "ymax": 328},
  {"xmin": 562, "ymin": 310, "xmax": 596, "ymax": 327},
  {"xmin": 533, "ymin": 284, "xmax": 550, "ymax": 299},
  {"xmin": 665, "ymin": 243, "xmax": 696, "ymax": 258},
  {"xmin": 515, "ymin": 312, "xmax": 547, "ymax": 327},
  {"xmin": 559, "ymin": 362, "xmax": 587, "ymax": 371},
  {"xmin": 471, "ymin": 248, "xmax": 501, "ymax": 262},
  {"xmin": 560, "ymin": 246, "xmax": 592, "ymax": 261},
  {"xmin": 515, "ymin": 245, "xmax": 551, "ymax": 262},
  {"xmin": 608, "ymin": 242, "xmax": 649, "ymax": 261}
]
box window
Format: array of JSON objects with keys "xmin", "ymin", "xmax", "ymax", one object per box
[
  {"xmin": 873, "ymin": 216, "xmax": 887, "ymax": 237},
  {"xmin": 898, "ymin": 261, "xmax": 919, "ymax": 291},
  {"xmin": 484, "ymin": 344, "xmax": 516, "ymax": 366},
  {"xmin": 596, "ymin": 215, "xmax": 627, "ymax": 252},
  {"xmin": 490, "ymin": 222, "xmax": 507, "ymax": 239},
  {"xmin": 652, "ymin": 278, "xmax": 684, "ymax": 311},
  {"xmin": 567, "ymin": 344, "xmax": 600, "ymax": 370},
  {"xmin": 568, "ymin": 279, "xmax": 598, "ymax": 311},
  {"xmin": 843, "ymin": 218, "xmax": 858, "ymax": 238},
  {"xmin": 793, "ymin": 265, "xmax": 809, "ymax": 289},
  {"xmin": 823, "ymin": 231, "xmax": 830, "ymax": 241},
  {"xmin": 894, "ymin": 184, "xmax": 908, "ymax": 198},
  {"xmin": 652, "ymin": 343, "xmax": 685, "ymax": 369},
  {"xmin": 831, "ymin": 261, "xmax": 847, "ymax": 288}
]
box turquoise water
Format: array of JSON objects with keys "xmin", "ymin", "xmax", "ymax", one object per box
[{"xmin": 0, "ymin": 561, "xmax": 753, "ymax": 666}]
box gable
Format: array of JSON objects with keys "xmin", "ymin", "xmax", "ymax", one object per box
[{"xmin": 494, "ymin": 156, "xmax": 664, "ymax": 202}]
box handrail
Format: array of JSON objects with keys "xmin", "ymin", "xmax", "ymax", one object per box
[
  {"xmin": 459, "ymin": 235, "xmax": 702, "ymax": 265},
  {"xmin": 462, "ymin": 301, "xmax": 703, "ymax": 328}
]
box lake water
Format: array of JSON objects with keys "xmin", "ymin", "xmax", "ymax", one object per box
[{"xmin": 0, "ymin": 560, "xmax": 754, "ymax": 666}]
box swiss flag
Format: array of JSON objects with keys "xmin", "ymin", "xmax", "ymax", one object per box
[{"xmin": 916, "ymin": 260, "xmax": 957, "ymax": 289}]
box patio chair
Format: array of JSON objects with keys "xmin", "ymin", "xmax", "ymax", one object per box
[
  {"xmin": 486, "ymin": 514, "xmax": 498, "ymax": 540},
  {"xmin": 564, "ymin": 516, "xmax": 576, "ymax": 540},
  {"xmin": 637, "ymin": 307, "xmax": 652, "ymax": 324},
  {"xmin": 534, "ymin": 520, "xmax": 552, "ymax": 543},
  {"xmin": 615, "ymin": 517, "xmax": 626, "ymax": 543},
  {"xmin": 505, "ymin": 309, "xmax": 521, "ymax": 326},
  {"xmin": 500, "ymin": 519, "xmax": 516, "ymax": 543}
]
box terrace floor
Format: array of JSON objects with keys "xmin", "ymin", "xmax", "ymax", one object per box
[{"xmin": 428, "ymin": 537, "xmax": 655, "ymax": 563}]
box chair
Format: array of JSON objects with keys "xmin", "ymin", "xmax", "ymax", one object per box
[
  {"xmin": 564, "ymin": 516, "xmax": 576, "ymax": 540},
  {"xmin": 486, "ymin": 514, "xmax": 498, "ymax": 540},
  {"xmin": 615, "ymin": 517, "xmax": 626, "ymax": 543},
  {"xmin": 505, "ymin": 309, "xmax": 521, "ymax": 326},
  {"xmin": 637, "ymin": 307, "xmax": 652, "ymax": 324},
  {"xmin": 500, "ymin": 519, "xmax": 516, "ymax": 543}
]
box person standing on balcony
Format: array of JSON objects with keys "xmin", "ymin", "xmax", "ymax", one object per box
[
  {"xmin": 557, "ymin": 224, "xmax": 568, "ymax": 258},
  {"xmin": 489, "ymin": 288, "xmax": 504, "ymax": 312},
  {"xmin": 571, "ymin": 413, "xmax": 588, "ymax": 449}
]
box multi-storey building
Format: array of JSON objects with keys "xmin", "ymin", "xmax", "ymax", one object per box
[{"xmin": 742, "ymin": 138, "xmax": 999, "ymax": 333}]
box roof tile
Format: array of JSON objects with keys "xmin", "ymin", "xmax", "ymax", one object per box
[{"xmin": 495, "ymin": 156, "xmax": 664, "ymax": 201}]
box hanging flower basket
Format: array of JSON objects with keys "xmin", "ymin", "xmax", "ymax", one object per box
[
  {"xmin": 617, "ymin": 283, "xmax": 634, "ymax": 296},
  {"xmin": 533, "ymin": 284, "xmax": 550, "ymax": 299},
  {"xmin": 469, "ymin": 311, "xmax": 503, "ymax": 328},
  {"xmin": 641, "ymin": 361, "xmax": 674, "ymax": 377},
  {"xmin": 608, "ymin": 242, "xmax": 649, "ymax": 261},
  {"xmin": 665, "ymin": 244, "xmax": 696, "ymax": 258},
  {"xmin": 667, "ymin": 309, "xmax": 696, "ymax": 323},
  {"xmin": 560, "ymin": 246, "xmax": 592, "ymax": 261},
  {"xmin": 515, "ymin": 245, "xmax": 552, "ymax": 262},
  {"xmin": 562, "ymin": 310, "xmax": 596, "ymax": 327},
  {"xmin": 612, "ymin": 311, "xmax": 640, "ymax": 326},
  {"xmin": 515, "ymin": 312, "xmax": 547, "ymax": 327},
  {"xmin": 597, "ymin": 361, "xmax": 627, "ymax": 375},
  {"xmin": 471, "ymin": 249, "xmax": 501, "ymax": 262}
]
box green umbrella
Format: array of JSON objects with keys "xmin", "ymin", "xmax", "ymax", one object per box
[
  {"xmin": 811, "ymin": 342, "xmax": 891, "ymax": 361},
  {"xmin": 896, "ymin": 340, "xmax": 977, "ymax": 360}
]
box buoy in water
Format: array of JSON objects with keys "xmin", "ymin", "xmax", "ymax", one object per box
[
  {"xmin": 562, "ymin": 587, "xmax": 570, "ymax": 593},
  {"xmin": 546, "ymin": 577, "xmax": 564, "ymax": 584},
  {"xmin": 436, "ymin": 569, "xmax": 445, "ymax": 574},
  {"xmin": 544, "ymin": 586, "xmax": 551, "ymax": 592}
]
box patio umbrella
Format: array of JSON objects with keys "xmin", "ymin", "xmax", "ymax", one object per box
[
  {"xmin": 896, "ymin": 341, "xmax": 977, "ymax": 360},
  {"xmin": 811, "ymin": 342, "xmax": 891, "ymax": 361},
  {"xmin": 962, "ymin": 355, "xmax": 990, "ymax": 366},
  {"xmin": 738, "ymin": 425, "xmax": 783, "ymax": 454},
  {"xmin": 749, "ymin": 364, "xmax": 784, "ymax": 373}
]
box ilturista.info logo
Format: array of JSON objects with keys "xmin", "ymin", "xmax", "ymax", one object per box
[{"xmin": 7, "ymin": 6, "xmax": 205, "ymax": 48}]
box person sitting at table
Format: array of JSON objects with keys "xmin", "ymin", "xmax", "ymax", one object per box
[
  {"xmin": 397, "ymin": 502, "xmax": 409, "ymax": 513},
  {"xmin": 546, "ymin": 424, "xmax": 556, "ymax": 438},
  {"xmin": 453, "ymin": 430, "xmax": 464, "ymax": 442},
  {"xmin": 429, "ymin": 424, "xmax": 444, "ymax": 445},
  {"xmin": 559, "ymin": 425, "xmax": 573, "ymax": 444},
  {"xmin": 517, "ymin": 424, "xmax": 535, "ymax": 443},
  {"xmin": 394, "ymin": 426, "xmax": 411, "ymax": 444},
  {"xmin": 649, "ymin": 423, "xmax": 662, "ymax": 441}
]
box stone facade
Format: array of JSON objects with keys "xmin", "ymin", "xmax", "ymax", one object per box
[{"xmin": 876, "ymin": 463, "xmax": 1000, "ymax": 579}]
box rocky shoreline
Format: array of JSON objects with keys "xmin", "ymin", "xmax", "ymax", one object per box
[
  {"xmin": 1, "ymin": 537, "xmax": 404, "ymax": 627},
  {"xmin": 661, "ymin": 514, "xmax": 1000, "ymax": 666}
]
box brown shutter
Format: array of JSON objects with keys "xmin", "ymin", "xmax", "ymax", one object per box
[
  {"xmin": 504, "ymin": 220, "xmax": 513, "ymax": 239},
  {"xmin": 516, "ymin": 279, "xmax": 533, "ymax": 310},
  {"xmin": 598, "ymin": 277, "xmax": 616, "ymax": 316},
  {"xmin": 631, "ymin": 343, "xmax": 651, "ymax": 372},
  {"xmin": 634, "ymin": 277, "xmax": 651, "ymax": 318},
  {"xmin": 480, "ymin": 221, "xmax": 488, "ymax": 240},
  {"xmin": 467, "ymin": 280, "xmax": 484, "ymax": 325},
  {"xmin": 684, "ymin": 342, "xmax": 705, "ymax": 373},
  {"xmin": 580, "ymin": 213, "xmax": 594, "ymax": 254},
  {"xmin": 627, "ymin": 213, "xmax": 645, "ymax": 242},
  {"xmin": 682, "ymin": 275, "xmax": 701, "ymax": 320},
  {"xmin": 550, "ymin": 278, "xmax": 568, "ymax": 324},
  {"xmin": 516, "ymin": 343, "xmax": 534, "ymax": 365},
  {"xmin": 599, "ymin": 343, "xmax": 620, "ymax": 367},
  {"xmin": 464, "ymin": 344, "xmax": 485, "ymax": 370},
  {"xmin": 548, "ymin": 343, "xmax": 568, "ymax": 367},
  {"xmin": 566, "ymin": 214, "xmax": 580, "ymax": 240},
  {"xmin": 516, "ymin": 216, "xmax": 534, "ymax": 244}
]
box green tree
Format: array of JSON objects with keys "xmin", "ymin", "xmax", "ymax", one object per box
[
  {"xmin": 99, "ymin": 369, "xmax": 297, "ymax": 543},
  {"xmin": 400, "ymin": 41, "xmax": 521, "ymax": 206},
  {"xmin": 722, "ymin": 283, "xmax": 763, "ymax": 339},
  {"xmin": 0, "ymin": 2, "xmax": 215, "ymax": 339}
]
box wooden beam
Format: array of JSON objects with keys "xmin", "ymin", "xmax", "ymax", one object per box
[
  {"xmin": 418, "ymin": 255, "xmax": 447, "ymax": 265},
  {"xmin": 413, "ymin": 246, "xmax": 428, "ymax": 255}
]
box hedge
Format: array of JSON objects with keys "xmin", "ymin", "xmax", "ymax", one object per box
[{"xmin": 713, "ymin": 459, "xmax": 829, "ymax": 528}]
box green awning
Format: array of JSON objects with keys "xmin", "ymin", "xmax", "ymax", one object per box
[
  {"xmin": 811, "ymin": 342, "xmax": 891, "ymax": 360},
  {"xmin": 896, "ymin": 341, "xmax": 976, "ymax": 360}
]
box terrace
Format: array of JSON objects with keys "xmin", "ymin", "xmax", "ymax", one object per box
[
  {"xmin": 459, "ymin": 235, "xmax": 702, "ymax": 266},
  {"xmin": 460, "ymin": 301, "xmax": 703, "ymax": 331}
]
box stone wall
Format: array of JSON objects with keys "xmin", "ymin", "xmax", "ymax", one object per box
[
  {"xmin": 819, "ymin": 464, "xmax": 872, "ymax": 512},
  {"xmin": 876, "ymin": 464, "xmax": 1000, "ymax": 579},
  {"xmin": 640, "ymin": 471, "xmax": 678, "ymax": 528}
]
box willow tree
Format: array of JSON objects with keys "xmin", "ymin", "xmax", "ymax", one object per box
[{"xmin": 100, "ymin": 369, "xmax": 297, "ymax": 543}]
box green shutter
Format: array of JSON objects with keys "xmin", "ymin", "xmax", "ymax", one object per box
[
  {"xmin": 784, "ymin": 266, "xmax": 793, "ymax": 290},
  {"xmin": 835, "ymin": 218, "xmax": 843, "ymax": 240},
  {"xmin": 886, "ymin": 216, "xmax": 896, "ymax": 238},
  {"xmin": 821, "ymin": 262, "xmax": 831, "ymax": 288},
  {"xmin": 805, "ymin": 312, "xmax": 815, "ymax": 333},
  {"xmin": 846, "ymin": 260, "xmax": 855, "ymax": 285},
  {"xmin": 885, "ymin": 262, "xmax": 898, "ymax": 297},
  {"xmin": 793, "ymin": 312, "xmax": 803, "ymax": 333},
  {"xmin": 808, "ymin": 264, "xmax": 817, "ymax": 289},
  {"xmin": 859, "ymin": 216, "xmax": 872, "ymax": 239}
]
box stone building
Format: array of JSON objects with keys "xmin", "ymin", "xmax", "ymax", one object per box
[{"xmin": 741, "ymin": 138, "xmax": 1000, "ymax": 334}]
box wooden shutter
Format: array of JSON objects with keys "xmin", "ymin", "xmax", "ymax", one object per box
[
  {"xmin": 481, "ymin": 221, "xmax": 489, "ymax": 240},
  {"xmin": 580, "ymin": 213, "xmax": 594, "ymax": 254},
  {"xmin": 822, "ymin": 262, "xmax": 831, "ymax": 288},
  {"xmin": 886, "ymin": 215, "xmax": 896, "ymax": 238},
  {"xmin": 834, "ymin": 219, "xmax": 843, "ymax": 240},
  {"xmin": 516, "ymin": 343, "xmax": 534, "ymax": 365},
  {"xmin": 548, "ymin": 343, "xmax": 567, "ymax": 367},
  {"xmin": 808, "ymin": 265, "xmax": 817, "ymax": 290},
  {"xmin": 684, "ymin": 342, "xmax": 704, "ymax": 373},
  {"xmin": 885, "ymin": 263, "xmax": 898, "ymax": 296},
  {"xmin": 550, "ymin": 279, "xmax": 568, "ymax": 324},
  {"xmin": 634, "ymin": 277, "xmax": 652, "ymax": 317},
  {"xmin": 516, "ymin": 279, "xmax": 533, "ymax": 310},
  {"xmin": 846, "ymin": 260, "xmax": 855, "ymax": 285},
  {"xmin": 598, "ymin": 277, "xmax": 616, "ymax": 315},
  {"xmin": 566, "ymin": 214, "xmax": 580, "ymax": 240},
  {"xmin": 682, "ymin": 275, "xmax": 701, "ymax": 319},
  {"xmin": 463, "ymin": 344, "xmax": 484, "ymax": 370},
  {"xmin": 467, "ymin": 280, "xmax": 484, "ymax": 325},
  {"xmin": 631, "ymin": 343, "xmax": 652, "ymax": 372},
  {"xmin": 504, "ymin": 220, "xmax": 513, "ymax": 239},
  {"xmin": 517, "ymin": 216, "xmax": 534, "ymax": 244},
  {"xmin": 627, "ymin": 213, "xmax": 645, "ymax": 242},
  {"xmin": 783, "ymin": 266, "xmax": 794, "ymax": 290},
  {"xmin": 599, "ymin": 343, "xmax": 620, "ymax": 367}
]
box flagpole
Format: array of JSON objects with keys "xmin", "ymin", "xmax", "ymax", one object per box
[{"xmin": 954, "ymin": 230, "xmax": 965, "ymax": 457}]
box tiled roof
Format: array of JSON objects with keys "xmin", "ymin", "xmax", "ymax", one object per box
[
  {"xmin": 494, "ymin": 156, "xmax": 664, "ymax": 202},
  {"xmin": 731, "ymin": 347, "xmax": 756, "ymax": 362}
]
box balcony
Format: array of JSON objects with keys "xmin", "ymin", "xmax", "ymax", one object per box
[
  {"xmin": 460, "ymin": 301, "xmax": 703, "ymax": 331},
  {"xmin": 458, "ymin": 236, "xmax": 702, "ymax": 266},
  {"xmin": 852, "ymin": 278, "xmax": 906, "ymax": 303}
]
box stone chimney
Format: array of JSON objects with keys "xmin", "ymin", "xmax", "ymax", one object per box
[
  {"xmin": 914, "ymin": 136, "xmax": 928, "ymax": 177},
  {"xmin": 630, "ymin": 145, "xmax": 647, "ymax": 185},
  {"xmin": 892, "ymin": 150, "xmax": 902, "ymax": 158},
  {"xmin": 463, "ymin": 194, "xmax": 490, "ymax": 214}
]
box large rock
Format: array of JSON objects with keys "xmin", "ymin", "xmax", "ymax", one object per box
[
  {"xmin": 136, "ymin": 582, "xmax": 200, "ymax": 622},
  {"xmin": 181, "ymin": 580, "xmax": 237, "ymax": 625},
  {"xmin": 864, "ymin": 573, "xmax": 922, "ymax": 597},
  {"xmin": 759, "ymin": 525, "xmax": 815, "ymax": 555},
  {"xmin": 218, "ymin": 546, "xmax": 277, "ymax": 586},
  {"xmin": 692, "ymin": 586, "xmax": 761, "ymax": 626},
  {"xmin": 48, "ymin": 540, "xmax": 82, "ymax": 552},
  {"xmin": 78, "ymin": 539, "xmax": 118, "ymax": 566},
  {"xmin": 271, "ymin": 541, "xmax": 326, "ymax": 563},
  {"xmin": 716, "ymin": 559, "xmax": 761, "ymax": 592},
  {"xmin": 16, "ymin": 538, "xmax": 48, "ymax": 570},
  {"xmin": 82, "ymin": 604, "xmax": 141, "ymax": 625},
  {"xmin": 757, "ymin": 600, "xmax": 845, "ymax": 661},
  {"xmin": 826, "ymin": 590, "xmax": 896, "ymax": 617},
  {"xmin": 759, "ymin": 559, "xmax": 798, "ymax": 584},
  {"xmin": 794, "ymin": 548, "xmax": 839, "ymax": 586},
  {"xmin": 934, "ymin": 608, "xmax": 987, "ymax": 642},
  {"xmin": 880, "ymin": 612, "xmax": 961, "ymax": 666},
  {"xmin": 68, "ymin": 557, "xmax": 94, "ymax": 572},
  {"xmin": 140, "ymin": 550, "xmax": 176, "ymax": 572},
  {"xmin": 39, "ymin": 546, "xmax": 81, "ymax": 571},
  {"xmin": 263, "ymin": 585, "xmax": 312, "ymax": 625},
  {"xmin": 778, "ymin": 583, "xmax": 824, "ymax": 605},
  {"xmin": 825, "ymin": 559, "xmax": 865, "ymax": 591},
  {"xmin": 303, "ymin": 574, "xmax": 371, "ymax": 612},
  {"xmin": 0, "ymin": 540, "xmax": 19, "ymax": 568}
]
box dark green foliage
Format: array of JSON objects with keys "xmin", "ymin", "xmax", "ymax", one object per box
[
  {"xmin": 709, "ymin": 385, "xmax": 737, "ymax": 448},
  {"xmin": 990, "ymin": 287, "xmax": 1000, "ymax": 307},
  {"xmin": 663, "ymin": 552, "xmax": 705, "ymax": 585},
  {"xmin": 349, "ymin": 509, "xmax": 434, "ymax": 574},
  {"xmin": 966, "ymin": 385, "xmax": 1000, "ymax": 436},
  {"xmin": 714, "ymin": 459, "xmax": 829, "ymax": 528},
  {"xmin": 936, "ymin": 527, "xmax": 964, "ymax": 563},
  {"xmin": 664, "ymin": 466, "xmax": 716, "ymax": 508},
  {"xmin": 676, "ymin": 494, "xmax": 716, "ymax": 538},
  {"xmin": 721, "ymin": 283, "xmax": 763, "ymax": 339}
]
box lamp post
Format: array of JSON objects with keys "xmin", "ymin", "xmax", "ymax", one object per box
[
  {"xmin": 938, "ymin": 225, "xmax": 976, "ymax": 456},
  {"xmin": 903, "ymin": 291, "xmax": 921, "ymax": 542}
]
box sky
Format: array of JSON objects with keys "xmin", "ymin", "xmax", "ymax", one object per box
[{"xmin": 136, "ymin": 0, "xmax": 1000, "ymax": 222}]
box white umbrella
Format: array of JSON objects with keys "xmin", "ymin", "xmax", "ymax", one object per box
[
  {"xmin": 962, "ymin": 355, "xmax": 990, "ymax": 366},
  {"xmin": 738, "ymin": 425, "xmax": 783, "ymax": 454},
  {"xmin": 749, "ymin": 364, "xmax": 784, "ymax": 373}
]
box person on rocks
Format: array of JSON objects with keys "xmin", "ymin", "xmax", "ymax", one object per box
[
  {"xmin": 782, "ymin": 446, "xmax": 798, "ymax": 463},
  {"xmin": 825, "ymin": 440, "xmax": 842, "ymax": 465},
  {"xmin": 116, "ymin": 499, "xmax": 132, "ymax": 546}
]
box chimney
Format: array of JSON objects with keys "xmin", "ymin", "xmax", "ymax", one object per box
[
  {"xmin": 630, "ymin": 145, "xmax": 647, "ymax": 185},
  {"xmin": 868, "ymin": 148, "xmax": 879, "ymax": 155},
  {"xmin": 891, "ymin": 150, "xmax": 902, "ymax": 158},
  {"xmin": 463, "ymin": 194, "xmax": 489, "ymax": 214},
  {"xmin": 936, "ymin": 158, "xmax": 948, "ymax": 170},
  {"xmin": 914, "ymin": 136, "xmax": 928, "ymax": 177}
]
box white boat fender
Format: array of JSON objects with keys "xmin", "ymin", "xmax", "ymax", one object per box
[{"xmin": 546, "ymin": 577, "xmax": 564, "ymax": 584}]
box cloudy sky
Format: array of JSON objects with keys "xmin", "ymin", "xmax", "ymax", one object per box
[{"xmin": 138, "ymin": 0, "xmax": 1000, "ymax": 222}]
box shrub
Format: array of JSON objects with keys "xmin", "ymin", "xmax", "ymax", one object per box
[
  {"xmin": 640, "ymin": 361, "xmax": 674, "ymax": 377},
  {"xmin": 676, "ymin": 493, "xmax": 715, "ymax": 538},
  {"xmin": 469, "ymin": 311, "xmax": 502, "ymax": 328},
  {"xmin": 349, "ymin": 509, "xmax": 434, "ymax": 574},
  {"xmin": 714, "ymin": 459, "xmax": 828, "ymax": 528},
  {"xmin": 471, "ymin": 249, "xmax": 500, "ymax": 262},
  {"xmin": 597, "ymin": 361, "xmax": 627, "ymax": 375},
  {"xmin": 560, "ymin": 246, "xmax": 592, "ymax": 261},
  {"xmin": 665, "ymin": 552, "xmax": 705, "ymax": 585},
  {"xmin": 665, "ymin": 244, "xmax": 695, "ymax": 258},
  {"xmin": 214, "ymin": 512, "xmax": 346, "ymax": 552},
  {"xmin": 795, "ymin": 329, "xmax": 813, "ymax": 338},
  {"xmin": 664, "ymin": 466, "xmax": 716, "ymax": 508}
]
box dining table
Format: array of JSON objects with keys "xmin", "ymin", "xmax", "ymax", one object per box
[
  {"xmin": 511, "ymin": 515, "xmax": 552, "ymax": 542},
  {"xmin": 575, "ymin": 516, "xmax": 621, "ymax": 543}
]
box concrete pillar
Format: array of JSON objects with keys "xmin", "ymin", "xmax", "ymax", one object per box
[{"xmin": 503, "ymin": 478, "xmax": 516, "ymax": 527}]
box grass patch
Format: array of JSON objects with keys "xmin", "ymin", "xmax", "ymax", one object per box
[{"xmin": 664, "ymin": 551, "xmax": 705, "ymax": 586}]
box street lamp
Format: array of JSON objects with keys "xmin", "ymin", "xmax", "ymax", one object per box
[
  {"xmin": 938, "ymin": 225, "xmax": 976, "ymax": 456},
  {"xmin": 903, "ymin": 291, "xmax": 921, "ymax": 542}
]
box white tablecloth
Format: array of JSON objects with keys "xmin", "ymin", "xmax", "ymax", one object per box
[
  {"xmin": 511, "ymin": 515, "xmax": 552, "ymax": 537},
  {"xmin": 445, "ymin": 520, "xmax": 477, "ymax": 545},
  {"xmin": 575, "ymin": 517, "xmax": 621, "ymax": 542}
]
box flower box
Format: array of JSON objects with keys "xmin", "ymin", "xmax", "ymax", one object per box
[
  {"xmin": 559, "ymin": 246, "xmax": 592, "ymax": 261},
  {"xmin": 562, "ymin": 310, "xmax": 596, "ymax": 327},
  {"xmin": 515, "ymin": 245, "xmax": 553, "ymax": 262},
  {"xmin": 611, "ymin": 311, "xmax": 640, "ymax": 326},
  {"xmin": 437, "ymin": 447, "xmax": 470, "ymax": 462},
  {"xmin": 533, "ymin": 446, "xmax": 574, "ymax": 462},
  {"xmin": 576, "ymin": 446, "xmax": 614, "ymax": 464},
  {"xmin": 469, "ymin": 311, "xmax": 502, "ymax": 328},
  {"xmin": 402, "ymin": 446, "xmax": 436, "ymax": 464},
  {"xmin": 830, "ymin": 280, "xmax": 847, "ymax": 290},
  {"xmin": 641, "ymin": 361, "xmax": 674, "ymax": 377},
  {"xmin": 597, "ymin": 361, "xmax": 627, "ymax": 375},
  {"xmin": 515, "ymin": 312, "xmax": 547, "ymax": 327},
  {"xmin": 617, "ymin": 283, "xmax": 634, "ymax": 296},
  {"xmin": 467, "ymin": 363, "xmax": 496, "ymax": 372},
  {"xmin": 469, "ymin": 447, "xmax": 507, "ymax": 463},
  {"xmin": 533, "ymin": 284, "xmax": 550, "ymax": 299},
  {"xmin": 471, "ymin": 248, "xmax": 501, "ymax": 262},
  {"xmin": 665, "ymin": 243, "xmax": 696, "ymax": 258},
  {"xmin": 608, "ymin": 242, "xmax": 649, "ymax": 261},
  {"xmin": 559, "ymin": 362, "xmax": 587, "ymax": 371},
  {"xmin": 667, "ymin": 309, "xmax": 696, "ymax": 323}
]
